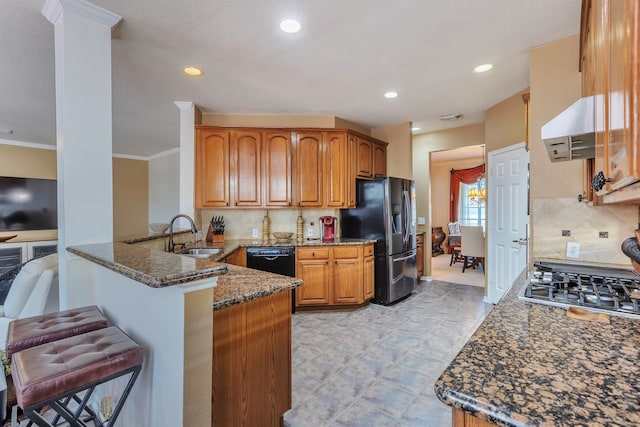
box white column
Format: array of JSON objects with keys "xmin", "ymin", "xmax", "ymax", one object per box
[
  {"xmin": 175, "ymin": 102, "xmax": 196, "ymax": 226},
  {"xmin": 43, "ymin": 0, "xmax": 122, "ymax": 308}
]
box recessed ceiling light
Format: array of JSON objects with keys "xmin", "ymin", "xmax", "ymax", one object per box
[
  {"xmin": 0, "ymin": 127, "xmax": 13, "ymax": 135},
  {"xmin": 411, "ymin": 127, "xmax": 420, "ymax": 132},
  {"xmin": 183, "ymin": 66, "xmax": 203, "ymax": 77},
  {"xmin": 474, "ymin": 64, "xmax": 493, "ymax": 73},
  {"xmin": 280, "ymin": 19, "xmax": 301, "ymax": 33},
  {"xmin": 384, "ymin": 91, "xmax": 398, "ymax": 99}
]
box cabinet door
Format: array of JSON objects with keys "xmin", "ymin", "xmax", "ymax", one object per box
[
  {"xmin": 606, "ymin": 0, "xmax": 639, "ymax": 191},
  {"xmin": 346, "ymin": 133, "xmax": 358, "ymax": 208},
  {"xmin": 224, "ymin": 247, "xmax": 246, "ymax": 267},
  {"xmin": 373, "ymin": 142, "xmax": 387, "ymax": 177},
  {"xmin": 196, "ymin": 129, "xmax": 231, "ymax": 207},
  {"xmin": 232, "ymin": 131, "xmax": 262, "ymax": 206},
  {"xmin": 363, "ymin": 244, "xmax": 375, "ymax": 300},
  {"xmin": 332, "ymin": 246, "xmax": 362, "ymax": 304},
  {"xmin": 295, "ymin": 132, "xmax": 323, "ymax": 207},
  {"xmin": 324, "ymin": 132, "xmax": 348, "ymax": 208},
  {"xmin": 296, "ymin": 258, "xmax": 331, "ymax": 306},
  {"xmin": 0, "ymin": 246, "xmax": 26, "ymax": 275},
  {"xmin": 356, "ymin": 138, "xmax": 373, "ymax": 178},
  {"xmin": 263, "ymin": 131, "xmax": 292, "ymax": 206},
  {"xmin": 416, "ymin": 233, "xmax": 424, "ymax": 278}
]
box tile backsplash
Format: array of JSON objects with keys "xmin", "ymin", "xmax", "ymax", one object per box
[
  {"xmin": 532, "ymin": 198, "xmax": 639, "ymax": 267},
  {"xmin": 197, "ymin": 208, "xmax": 340, "ymax": 240}
]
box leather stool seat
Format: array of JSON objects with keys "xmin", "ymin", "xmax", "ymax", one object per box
[
  {"xmin": 11, "ymin": 326, "xmax": 142, "ymax": 425},
  {"xmin": 7, "ymin": 305, "xmax": 108, "ymax": 359}
]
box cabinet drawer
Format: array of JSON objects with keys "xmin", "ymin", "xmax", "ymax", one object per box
[
  {"xmin": 297, "ymin": 247, "xmax": 330, "ymax": 260},
  {"xmin": 333, "ymin": 246, "xmax": 359, "ymax": 259},
  {"xmin": 363, "ymin": 244, "xmax": 374, "ymax": 257}
]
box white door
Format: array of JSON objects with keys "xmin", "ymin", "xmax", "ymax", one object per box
[{"xmin": 487, "ymin": 143, "xmax": 529, "ymax": 304}]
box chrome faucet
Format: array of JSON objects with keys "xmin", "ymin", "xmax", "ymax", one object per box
[{"xmin": 168, "ymin": 214, "xmax": 198, "ymax": 253}]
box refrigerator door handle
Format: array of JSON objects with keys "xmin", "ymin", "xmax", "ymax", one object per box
[
  {"xmin": 402, "ymin": 190, "xmax": 410, "ymax": 244},
  {"xmin": 392, "ymin": 251, "xmax": 416, "ymax": 262}
]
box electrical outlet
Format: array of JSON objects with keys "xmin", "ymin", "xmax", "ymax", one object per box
[
  {"xmin": 307, "ymin": 227, "xmax": 313, "ymax": 237},
  {"xmin": 252, "ymin": 228, "xmax": 259, "ymax": 238},
  {"xmin": 417, "ymin": 216, "xmax": 426, "ymax": 225},
  {"xmin": 566, "ymin": 242, "xmax": 580, "ymax": 259}
]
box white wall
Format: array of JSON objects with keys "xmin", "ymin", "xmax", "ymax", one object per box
[{"xmin": 149, "ymin": 149, "xmax": 180, "ymax": 224}]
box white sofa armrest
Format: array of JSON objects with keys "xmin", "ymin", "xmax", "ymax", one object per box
[{"xmin": 19, "ymin": 269, "xmax": 54, "ymax": 319}]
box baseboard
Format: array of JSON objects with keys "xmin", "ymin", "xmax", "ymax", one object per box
[{"xmin": 423, "ymin": 276, "xmax": 432, "ymax": 282}]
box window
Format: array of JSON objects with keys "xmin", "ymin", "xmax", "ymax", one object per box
[{"xmin": 458, "ymin": 179, "xmax": 486, "ymax": 228}]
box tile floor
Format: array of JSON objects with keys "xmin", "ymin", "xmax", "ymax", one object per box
[{"xmin": 284, "ymin": 280, "xmax": 493, "ymax": 427}]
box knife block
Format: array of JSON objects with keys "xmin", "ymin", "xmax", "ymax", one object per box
[{"xmin": 206, "ymin": 224, "xmax": 224, "ymax": 243}]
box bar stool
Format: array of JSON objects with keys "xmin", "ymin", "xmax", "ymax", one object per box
[
  {"xmin": 7, "ymin": 305, "xmax": 109, "ymax": 359},
  {"xmin": 11, "ymin": 326, "xmax": 143, "ymax": 427}
]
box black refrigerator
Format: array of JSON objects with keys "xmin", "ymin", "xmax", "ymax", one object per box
[{"xmin": 340, "ymin": 177, "xmax": 417, "ymax": 305}]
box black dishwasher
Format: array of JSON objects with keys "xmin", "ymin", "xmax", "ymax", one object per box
[{"xmin": 246, "ymin": 247, "xmax": 296, "ymax": 312}]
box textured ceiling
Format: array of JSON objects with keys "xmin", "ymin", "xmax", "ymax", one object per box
[{"xmin": 1, "ymin": 0, "xmax": 581, "ymax": 157}]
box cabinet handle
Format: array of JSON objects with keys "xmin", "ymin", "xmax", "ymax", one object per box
[{"xmin": 592, "ymin": 171, "xmax": 611, "ymax": 192}]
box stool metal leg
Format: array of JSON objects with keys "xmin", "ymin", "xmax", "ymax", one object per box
[{"xmin": 20, "ymin": 365, "xmax": 141, "ymax": 427}]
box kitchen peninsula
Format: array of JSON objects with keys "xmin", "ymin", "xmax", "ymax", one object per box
[
  {"xmin": 435, "ymin": 271, "xmax": 640, "ymax": 426},
  {"xmin": 67, "ymin": 235, "xmax": 303, "ymax": 426}
]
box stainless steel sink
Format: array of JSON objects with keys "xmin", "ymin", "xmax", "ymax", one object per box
[{"xmin": 177, "ymin": 248, "xmax": 222, "ymax": 258}]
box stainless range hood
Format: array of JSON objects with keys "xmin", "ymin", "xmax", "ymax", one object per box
[{"xmin": 541, "ymin": 96, "xmax": 596, "ymax": 162}]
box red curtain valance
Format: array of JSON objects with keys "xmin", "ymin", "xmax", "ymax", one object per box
[{"xmin": 450, "ymin": 164, "xmax": 485, "ymax": 223}]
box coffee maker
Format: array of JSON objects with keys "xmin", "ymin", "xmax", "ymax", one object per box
[{"xmin": 319, "ymin": 216, "xmax": 337, "ymax": 242}]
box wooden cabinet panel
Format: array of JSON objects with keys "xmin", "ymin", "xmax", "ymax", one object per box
[
  {"xmin": 212, "ymin": 290, "xmax": 291, "ymax": 426},
  {"xmin": 333, "ymin": 256, "xmax": 362, "ymax": 304},
  {"xmin": 296, "ymin": 258, "xmax": 331, "ymax": 305},
  {"xmin": 232, "ymin": 131, "xmax": 262, "ymax": 206},
  {"xmin": 606, "ymin": 0, "xmax": 639, "ymax": 191},
  {"xmin": 452, "ymin": 408, "xmax": 495, "ymax": 427},
  {"xmin": 363, "ymin": 244, "xmax": 375, "ymax": 300},
  {"xmin": 195, "ymin": 129, "xmax": 230, "ymax": 207},
  {"xmin": 224, "ymin": 247, "xmax": 246, "ymax": 267},
  {"xmin": 356, "ymin": 138, "xmax": 373, "ymax": 178},
  {"xmin": 295, "ymin": 132, "xmax": 324, "ymax": 207},
  {"xmin": 264, "ymin": 131, "xmax": 292, "ymax": 206},
  {"xmin": 324, "ymin": 132, "xmax": 348, "ymax": 208},
  {"xmin": 346, "ymin": 133, "xmax": 358, "ymax": 207},
  {"xmin": 373, "ymin": 142, "xmax": 387, "ymax": 177},
  {"xmin": 416, "ymin": 232, "xmax": 425, "ymax": 278}
]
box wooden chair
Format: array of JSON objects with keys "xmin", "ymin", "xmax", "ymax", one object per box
[{"xmin": 460, "ymin": 226, "xmax": 485, "ymax": 273}]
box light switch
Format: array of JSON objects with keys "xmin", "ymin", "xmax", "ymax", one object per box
[
  {"xmin": 566, "ymin": 242, "xmax": 580, "ymax": 259},
  {"xmin": 417, "ymin": 217, "xmax": 426, "ymax": 225}
]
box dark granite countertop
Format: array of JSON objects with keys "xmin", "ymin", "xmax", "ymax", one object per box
[
  {"xmin": 67, "ymin": 242, "xmax": 228, "ymax": 288},
  {"xmin": 435, "ymin": 271, "xmax": 640, "ymax": 426}
]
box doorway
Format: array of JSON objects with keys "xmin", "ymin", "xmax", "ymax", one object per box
[{"xmin": 428, "ymin": 145, "xmax": 485, "ymax": 288}]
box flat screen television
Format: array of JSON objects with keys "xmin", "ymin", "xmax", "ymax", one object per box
[{"xmin": 0, "ymin": 177, "xmax": 57, "ymax": 231}]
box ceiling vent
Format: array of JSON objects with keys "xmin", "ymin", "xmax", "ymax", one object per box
[{"xmin": 438, "ymin": 113, "xmax": 464, "ymax": 121}]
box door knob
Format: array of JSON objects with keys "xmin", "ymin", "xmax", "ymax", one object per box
[{"xmin": 512, "ymin": 238, "xmax": 528, "ymax": 245}]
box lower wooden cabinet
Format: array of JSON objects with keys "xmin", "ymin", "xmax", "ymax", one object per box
[
  {"xmin": 295, "ymin": 244, "xmax": 374, "ymax": 309},
  {"xmin": 223, "ymin": 247, "xmax": 246, "ymax": 267},
  {"xmin": 416, "ymin": 232, "xmax": 425, "ymax": 277},
  {"xmin": 452, "ymin": 408, "xmax": 495, "ymax": 427},
  {"xmin": 212, "ymin": 290, "xmax": 292, "ymax": 426}
]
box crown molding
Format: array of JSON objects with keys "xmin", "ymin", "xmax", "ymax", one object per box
[
  {"xmin": 0, "ymin": 138, "xmax": 56, "ymax": 151},
  {"xmin": 149, "ymin": 147, "xmax": 180, "ymax": 160},
  {"xmin": 43, "ymin": 0, "xmax": 122, "ymax": 29}
]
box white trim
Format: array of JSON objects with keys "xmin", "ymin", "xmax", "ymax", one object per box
[
  {"xmin": 174, "ymin": 101, "xmax": 195, "ymax": 110},
  {"xmin": 489, "ymin": 141, "xmax": 527, "ymax": 156},
  {"xmin": 43, "ymin": 0, "xmax": 122, "ymax": 29},
  {"xmin": 0, "ymin": 138, "xmax": 56, "ymax": 151},
  {"xmin": 112, "ymin": 153, "xmax": 149, "ymax": 161},
  {"xmin": 149, "ymin": 147, "xmax": 180, "ymax": 160},
  {"xmin": 0, "ymin": 139, "xmax": 154, "ymax": 160}
]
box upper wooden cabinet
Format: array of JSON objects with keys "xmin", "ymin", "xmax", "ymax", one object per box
[
  {"xmin": 196, "ymin": 129, "xmax": 231, "ymax": 207},
  {"xmin": 372, "ymin": 142, "xmax": 387, "ymax": 177},
  {"xmin": 263, "ymin": 132, "xmax": 292, "ymax": 206},
  {"xmin": 581, "ymin": 0, "xmax": 640, "ymax": 203},
  {"xmin": 196, "ymin": 126, "xmax": 387, "ymax": 208},
  {"xmin": 294, "ymin": 132, "xmax": 324, "ymax": 207}
]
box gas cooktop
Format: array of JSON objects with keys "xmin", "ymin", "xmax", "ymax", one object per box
[{"xmin": 519, "ymin": 261, "xmax": 640, "ymax": 319}]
